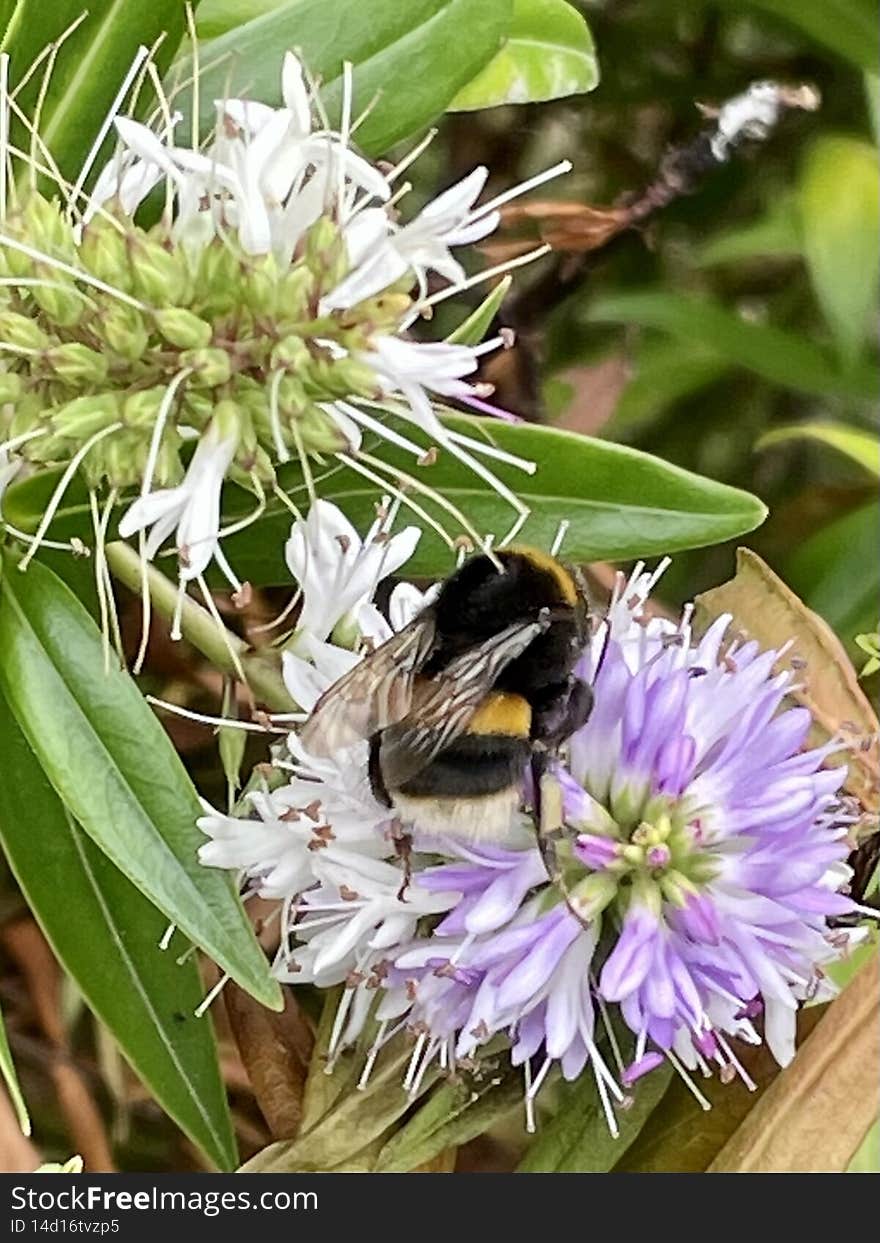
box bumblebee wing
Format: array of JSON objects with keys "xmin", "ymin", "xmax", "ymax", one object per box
[
  {"xmin": 378, "ymin": 617, "xmax": 547, "ymax": 789},
  {"xmin": 299, "ymin": 611, "xmax": 437, "ymax": 756}
]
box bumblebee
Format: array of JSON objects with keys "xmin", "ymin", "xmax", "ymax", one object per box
[{"xmin": 301, "ymin": 546, "xmax": 594, "ymax": 844}]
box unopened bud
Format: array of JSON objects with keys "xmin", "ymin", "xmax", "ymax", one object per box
[
  {"xmin": 0, "ymin": 311, "xmax": 51, "ymax": 353},
  {"xmin": 154, "ymin": 307, "xmax": 213, "ymax": 350},
  {"xmin": 30, "ymin": 276, "xmax": 84, "ymax": 329},
  {"xmin": 80, "ymin": 217, "xmax": 132, "ymax": 289},
  {"xmin": 45, "ymin": 343, "xmax": 109, "ymax": 386},
  {"xmin": 128, "ymin": 230, "xmax": 186, "ymax": 304},
  {"xmin": 241, "ymin": 254, "xmax": 279, "ymax": 315},
  {"xmin": 99, "ymin": 302, "xmax": 149, "ymax": 360},
  {"xmin": 179, "ymin": 347, "xmax": 232, "ymax": 387},
  {"xmin": 568, "ymin": 871, "xmax": 618, "ymax": 921},
  {"xmin": 277, "ymin": 267, "xmax": 315, "ymax": 319},
  {"xmin": 51, "ymin": 393, "xmax": 121, "ymax": 438},
  {"xmin": 298, "ymin": 404, "xmax": 349, "ymax": 453},
  {"xmin": 21, "ymin": 194, "xmax": 76, "ymax": 260},
  {"xmin": 271, "ymin": 335, "xmax": 310, "ymax": 372},
  {"xmin": 0, "ymin": 372, "xmax": 23, "ymax": 404}
]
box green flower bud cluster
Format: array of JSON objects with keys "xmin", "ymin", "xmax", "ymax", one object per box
[{"xmin": 0, "ymin": 192, "xmax": 412, "ymax": 495}]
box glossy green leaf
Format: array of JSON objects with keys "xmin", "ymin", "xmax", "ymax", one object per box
[
  {"xmin": 799, "ymin": 136, "xmax": 880, "ymax": 365},
  {"xmin": 0, "ymin": 999, "xmax": 29, "ymax": 1136},
  {"xmin": 518, "ymin": 1064, "xmax": 673, "ymax": 1171},
  {"xmin": 195, "ymin": 0, "xmax": 284, "ymax": 40},
  {"xmin": 586, "ymin": 291, "xmax": 879, "ymax": 400},
  {"xmin": 224, "ymin": 413, "xmax": 767, "ymax": 583},
  {"xmin": 716, "ymin": 0, "xmax": 879, "ymax": 70},
  {"xmin": 171, "ymin": 0, "xmax": 512, "ymax": 157},
  {"xmin": 757, "ymin": 423, "xmax": 880, "ymax": 478},
  {"xmin": 447, "ymin": 275, "xmax": 512, "ymax": 345},
  {"xmin": 450, "ymin": 0, "xmax": 597, "ymax": 110},
  {"xmin": 0, "ymin": 700, "xmax": 236, "ymax": 1169},
  {"xmin": 1, "ymin": 1, "xmax": 192, "ymax": 183},
  {"xmin": 1, "ymin": 413, "xmax": 768, "ymax": 585},
  {"xmin": 785, "ymin": 501, "xmax": 880, "ymax": 647},
  {"xmin": 0, "ymin": 554, "xmax": 281, "ymax": 1011}
]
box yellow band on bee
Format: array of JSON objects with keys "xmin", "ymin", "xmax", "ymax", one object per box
[
  {"xmin": 507, "ymin": 545, "xmax": 579, "ymax": 605},
  {"xmin": 468, "ymin": 691, "xmax": 532, "ymax": 737}
]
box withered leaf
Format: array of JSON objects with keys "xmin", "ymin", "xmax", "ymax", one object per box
[
  {"xmin": 708, "ymin": 957, "xmax": 879, "ymax": 1172},
  {"xmin": 694, "ymin": 549, "xmax": 879, "ymax": 811}
]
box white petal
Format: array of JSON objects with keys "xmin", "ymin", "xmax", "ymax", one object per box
[
  {"xmin": 282, "ymin": 52, "xmax": 312, "ymax": 134},
  {"xmin": 116, "ymin": 487, "xmax": 185, "ymax": 540}
]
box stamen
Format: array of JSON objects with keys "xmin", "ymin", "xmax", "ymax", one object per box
[
  {"xmin": 358, "ymin": 1019, "xmax": 390, "ymax": 1090},
  {"xmin": 332, "ymin": 400, "xmax": 426, "ymax": 460},
  {"xmin": 0, "ymin": 231, "xmax": 148, "ymax": 310},
  {"xmin": 194, "ymin": 972, "xmax": 230, "ymax": 1018},
  {"xmin": 68, "ymin": 45, "xmax": 150, "ymax": 219},
  {"xmin": 89, "ymin": 491, "xmax": 112, "ymax": 673},
  {"xmin": 666, "ymin": 1049, "xmax": 712, "ymax": 1110},
  {"xmin": 551, "ymin": 519, "xmax": 570, "ymax": 558},
  {"xmin": 19, "ymin": 422, "xmax": 123, "ymax": 572},
  {"xmin": 593, "ymin": 1059, "xmax": 620, "ymax": 1138},
  {"xmin": 185, "ymin": 3, "xmax": 200, "ymax": 151},
  {"xmin": 133, "ymin": 532, "xmax": 152, "ymax": 675},
  {"xmin": 526, "ymin": 1055, "xmax": 553, "ymax": 1100},
  {"xmin": 356, "ymin": 448, "xmax": 501, "ymax": 567},
  {"xmin": 197, "ymin": 575, "xmax": 247, "ymax": 684},
  {"xmin": 714, "ymin": 1032, "xmax": 757, "ymax": 1090},
  {"xmin": 170, "ymin": 578, "xmax": 186, "ymax": 641},
  {"xmin": 290, "ymin": 418, "xmax": 316, "ymax": 506},
  {"xmin": 337, "ymin": 451, "xmax": 457, "ymax": 553},
  {"xmin": 468, "ymin": 159, "xmax": 572, "ymax": 224},
  {"xmin": 0, "ymin": 53, "xmax": 8, "ymax": 222},
  {"xmin": 385, "ymin": 128, "xmax": 437, "ymax": 184},
  {"xmin": 268, "ymin": 369, "xmax": 290, "ymax": 462},
  {"xmin": 402, "ymin": 1032, "xmax": 427, "ymax": 1092},
  {"xmin": 158, "ymin": 923, "xmax": 176, "ymax": 951},
  {"xmin": 145, "ymin": 696, "xmax": 283, "ymax": 733},
  {"xmin": 444, "ymin": 426, "xmax": 536, "ymax": 475},
  {"xmin": 140, "ymin": 368, "xmax": 192, "ymax": 500},
  {"xmin": 326, "ymin": 986, "xmax": 358, "ymax": 1068},
  {"xmin": 413, "ymin": 244, "xmax": 552, "ymax": 314},
  {"xmin": 408, "ymin": 1036, "xmax": 441, "ymax": 1097},
  {"xmin": 0, "ymin": 427, "xmax": 47, "ymax": 456}
]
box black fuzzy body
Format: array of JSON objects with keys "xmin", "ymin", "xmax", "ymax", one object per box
[{"xmin": 369, "ymin": 549, "xmax": 592, "ymax": 823}]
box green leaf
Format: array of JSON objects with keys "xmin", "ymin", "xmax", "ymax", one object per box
[
  {"xmin": 518, "ymin": 1064, "xmax": 673, "ymax": 1171},
  {"xmin": 1, "ymin": 414, "xmax": 769, "ymax": 585},
  {"xmin": 0, "ymin": 554, "xmax": 282, "ymax": 1011},
  {"xmin": 1, "ymin": 1, "xmax": 192, "ymax": 183},
  {"xmin": 615, "ymin": 1006, "xmax": 828, "ymax": 1172},
  {"xmin": 0, "ymin": 999, "xmax": 30, "ymax": 1136},
  {"xmin": 606, "ymin": 338, "xmax": 731, "ymax": 438},
  {"xmin": 450, "ymin": 0, "xmax": 597, "ymax": 110},
  {"xmin": 799, "ymin": 136, "xmax": 880, "ymax": 366},
  {"xmin": 716, "ymin": 0, "xmax": 879, "ymax": 70},
  {"xmin": 757, "ymin": 423, "xmax": 880, "ymax": 478},
  {"xmin": 848, "ymin": 1118, "xmax": 880, "ymax": 1172},
  {"xmin": 171, "ymin": 0, "xmax": 512, "ymax": 157},
  {"xmin": 696, "ymin": 198, "xmax": 801, "ymax": 267},
  {"xmin": 375, "ymin": 1068, "xmax": 522, "ymax": 1172},
  {"xmin": 447, "ymin": 275, "xmax": 512, "ymax": 345},
  {"xmin": 785, "ymin": 500, "xmax": 880, "ymax": 647},
  {"xmin": 0, "ymin": 700, "xmax": 237, "ymax": 1169},
  {"xmin": 586, "ymin": 291, "xmax": 880, "ymax": 401},
  {"xmin": 223, "ymin": 412, "xmax": 768, "ymax": 583},
  {"xmin": 195, "ymin": 0, "xmax": 285, "ymax": 40}
]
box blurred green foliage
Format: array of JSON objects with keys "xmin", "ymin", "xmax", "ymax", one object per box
[{"xmin": 428, "ymin": 0, "xmax": 879, "ymax": 656}]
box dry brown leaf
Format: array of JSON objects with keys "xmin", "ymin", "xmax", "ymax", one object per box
[
  {"xmin": 708, "ymin": 956, "xmax": 880, "ymax": 1172},
  {"xmin": 224, "ymin": 981, "xmax": 312, "ymax": 1141},
  {"xmin": 2, "ymin": 920, "xmax": 115, "ymax": 1171},
  {"xmin": 411, "ymin": 1147, "xmax": 457, "ymax": 1172},
  {"xmin": 554, "ymin": 356, "xmax": 634, "ymax": 437},
  {"xmin": 694, "ymin": 549, "xmax": 880, "ymax": 810}
]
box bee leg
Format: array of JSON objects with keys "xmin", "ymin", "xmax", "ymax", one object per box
[
  {"xmin": 531, "ymin": 751, "xmax": 592, "ymax": 932},
  {"xmin": 390, "ymin": 817, "xmax": 413, "ymax": 901}
]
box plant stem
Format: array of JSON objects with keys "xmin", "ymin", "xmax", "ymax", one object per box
[{"xmin": 104, "ymin": 540, "xmax": 294, "ymax": 711}]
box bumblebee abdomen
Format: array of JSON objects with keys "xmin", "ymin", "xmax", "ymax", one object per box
[{"xmin": 395, "ymin": 732, "xmax": 531, "ymax": 798}]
